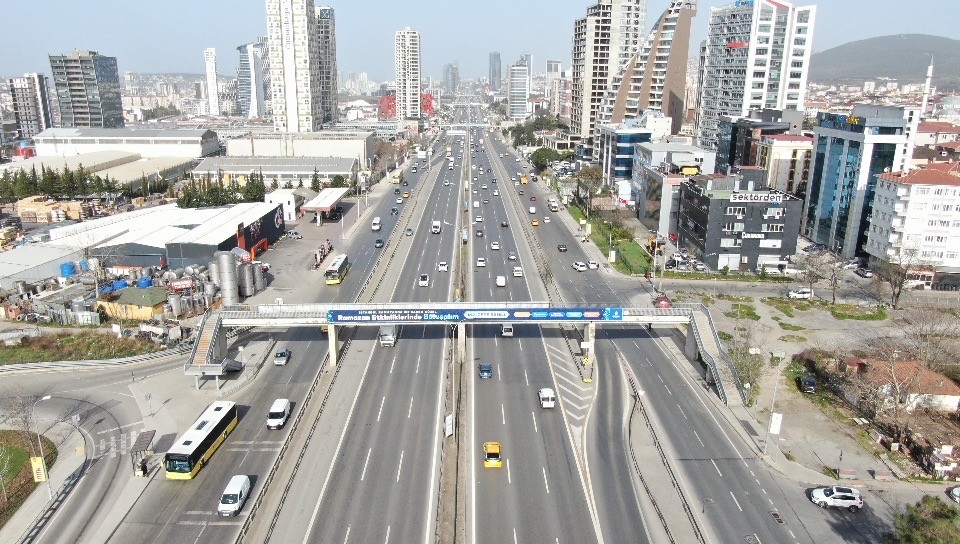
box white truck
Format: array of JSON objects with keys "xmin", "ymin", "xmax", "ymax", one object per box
[
  {"xmin": 378, "ymin": 325, "xmax": 397, "ymax": 347},
  {"xmin": 431, "ymin": 221, "xmax": 442, "ymax": 234}
]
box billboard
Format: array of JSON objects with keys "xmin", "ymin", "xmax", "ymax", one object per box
[{"xmin": 327, "ymin": 307, "xmax": 624, "ymax": 324}]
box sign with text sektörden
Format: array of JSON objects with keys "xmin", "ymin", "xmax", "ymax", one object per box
[{"xmin": 327, "ymin": 307, "xmax": 624, "ymax": 324}]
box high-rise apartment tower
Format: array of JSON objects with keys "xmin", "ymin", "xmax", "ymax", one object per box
[
  {"xmin": 395, "ymin": 27, "xmax": 422, "ymax": 119},
  {"xmin": 48, "ymin": 50, "xmax": 123, "ymax": 128},
  {"xmin": 267, "ymin": 0, "xmax": 324, "ymax": 132}
]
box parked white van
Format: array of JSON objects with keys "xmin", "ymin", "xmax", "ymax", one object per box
[
  {"xmin": 267, "ymin": 398, "xmax": 291, "ymax": 429},
  {"xmin": 218, "ymin": 475, "xmax": 251, "ymax": 516},
  {"xmin": 371, "ymin": 217, "xmax": 382, "ymax": 232}
]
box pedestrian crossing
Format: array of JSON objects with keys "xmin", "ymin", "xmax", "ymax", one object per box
[{"xmin": 92, "ymin": 430, "xmax": 143, "ymax": 459}]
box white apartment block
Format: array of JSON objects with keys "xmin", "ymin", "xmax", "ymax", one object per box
[
  {"xmin": 316, "ymin": 6, "xmax": 338, "ymax": 125},
  {"xmin": 204, "ymin": 48, "xmax": 220, "ymax": 116},
  {"xmin": 267, "ymin": 0, "xmax": 324, "ymax": 132},
  {"xmin": 696, "ymin": 0, "xmax": 816, "ymax": 150},
  {"xmin": 755, "ymin": 134, "xmax": 812, "ymax": 195},
  {"xmin": 507, "ymin": 60, "xmax": 530, "ymax": 121},
  {"xmin": 395, "ymin": 28, "xmax": 422, "ymax": 120},
  {"xmin": 867, "ymin": 165, "xmax": 960, "ymax": 270},
  {"xmin": 571, "ymin": 0, "xmax": 647, "ymax": 152}
]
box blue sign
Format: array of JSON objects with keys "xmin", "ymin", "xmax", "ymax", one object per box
[{"xmin": 327, "ymin": 307, "xmax": 624, "ymax": 324}]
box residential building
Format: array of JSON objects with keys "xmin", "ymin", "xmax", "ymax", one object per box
[
  {"xmin": 267, "ymin": 0, "xmax": 323, "ymax": 132},
  {"xmin": 803, "ymin": 106, "xmax": 912, "ymax": 258},
  {"xmin": 571, "ymin": 0, "xmax": 647, "ymax": 156},
  {"xmin": 755, "ymin": 134, "xmax": 813, "ymax": 195},
  {"xmin": 489, "ymin": 52, "xmax": 502, "ymax": 92},
  {"xmin": 549, "ymin": 70, "xmax": 573, "ymax": 125},
  {"xmin": 633, "ymin": 140, "xmax": 717, "ymax": 236},
  {"xmin": 237, "ymin": 37, "xmax": 270, "ymax": 119},
  {"xmin": 521, "ymin": 52, "xmax": 533, "ymax": 87},
  {"xmin": 395, "ymin": 27, "xmax": 422, "ymax": 120},
  {"xmin": 866, "ymin": 164, "xmax": 960, "ymax": 278},
  {"xmin": 316, "ymin": 6, "xmax": 338, "ymax": 125},
  {"xmin": 595, "ymin": 0, "xmax": 697, "ymax": 136},
  {"xmin": 49, "ymin": 49, "xmax": 124, "ymax": 128},
  {"xmin": 204, "ymin": 48, "xmax": 221, "ymax": 116},
  {"xmin": 915, "ymin": 121, "xmax": 960, "ymax": 147},
  {"xmin": 442, "ymin": 62, "xmax": 460, "ymax": 94},
  {"xmin": 507, "ymin": 59, "xmax": 530, "ymax": 121},
  {"xmin": 696, "ymin": 0, "xmax": 816, "ymax": 150},
  {"xmin": 8, "ymin": 73, "xmax": 53, "ymax": 139},
  {"xmin": 597, "ymin": 110, "xmax": 671, "ymax": 188},
  {"xmin": 677, "ymin": 175, "xmax": 803, "ymax": 272},
  {"xmin": 715, "ymin": 109, "xmax": 804, "ymax": 173}
]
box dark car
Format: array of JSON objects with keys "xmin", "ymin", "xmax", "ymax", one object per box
[
  {"xmin": 518, "ymin": 190, "xmax": 525, "ymax": 195},
  {"xmin": 804, "ymin": 243, "xmax": 827, "ymax": 252},
  {"xmin": 394, "ymin": 188, "xmax": 401, "ymax": 194},
  {"xmin": 402, "ymin": 181, "xmax": 409, "ymax": 186},
  {"xmin": 476, "ymin": 229, "xmax": 484, "ymax": 237},
  {"xmin": 390, "ymin": 207, "xmax": 399, "ymax": 216},
  {"xmin": 557, "ymin": 244, "xmax": 568, "ymax": 252},
  {"xmin": 374, "ymin": 238, "xmax": 385, "ymax": 248},
  {"xmin": 501, "ymin": 221, "xmax": 509, "ymax": 227},
  {"xmin": 798, "ymin": 376, "xmax": 818, "ymax": 393},
  {"xmin": 478, "ymin": 364, "xmax": 493, "ymax": 379}
]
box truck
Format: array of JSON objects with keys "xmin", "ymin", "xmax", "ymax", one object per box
[
  {"xmin": 378, "ymin": 325, "xmax": 397, "ymax": 347},
  {"xmin": 548, "ymin": 199, "xmax": 559, "ymax": 212},
  {"xmin": 417, "ymin": 149, "xmax": 427, "ymax": 159},
  {"xmin": 431, "ymin": 220, "xmax": 442, "ymax": 234}
]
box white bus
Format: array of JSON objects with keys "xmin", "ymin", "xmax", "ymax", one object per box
[{"xmin": 164, "ymin": 401, "xmax": 238, "ymax": 480}]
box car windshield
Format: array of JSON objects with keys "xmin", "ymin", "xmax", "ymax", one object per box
[
  {"xmin": 268, "ymin": 411, "xmax": 286, "ymax": 419},
  {"xmin": 275, "ymin": 352, "xmax": 286, "ymax": 358},
  {"xmin": 221, "ymin": 493, "xmax": 239, "ymax": 505}
]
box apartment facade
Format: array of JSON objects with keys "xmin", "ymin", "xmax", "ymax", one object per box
[
  {"xmin": 204, "ymin": 48, "xmax": 221, "ymax": 116},
  {"xmin": 237, "ymin": 37, "xmax": 270, "ymax": 119},
  {"xmin": 595, "ymin": 0, "xmax": 697, "ymax": 136},
  {"xmin": 9, "ymin": 73, "xmax": 53, "ymax": 139},
  {"xmin": 867, "ymin": 165, "xmax": 960, "ymax": 273},
  {"xmin": 715, "ymin": 108, "xmax": 804, "ymax": 173},
  {"xmin": 755, "ymin": 133, "xmax": 812, "ymax": 195},
  {"xmin": 507, "ymin": 59, "xmax": 530, "ymax": 121},
  {"xmin": 696, "ymin": 0, "xmax": 816, "ymax": 150},
  {"xmin": 267, "ymin": 0, "xmax": 324, "ymax": 132},
  {"xmin": 549, "ymin": 70, "xmax": 573, "ymax": 125},
  {"xmin": 804, "ymin": 106, "xmax": 912, "ymax": 258},
  {"xmin": 442, "ymin": 62, "xmax": 460, "ymax": 94},
  {"xmin": 489, "ymin": 52, "xmax": 502, "ymax": 92},
  {"xmin": 571, "ymin": 0, "xmax": 647, "ymax": 156},
  {"xmin": 395, "ymin": 28, "xmax": 422, "ymax": 120},
  {"xmin": 48, "ymin": 50, "xmax": 123, "ymax": 128},
  {"xmin": 316, "ymin": 6, "xmax": 338, "ymax": 125}
]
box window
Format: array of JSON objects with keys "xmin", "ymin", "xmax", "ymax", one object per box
[
  {"xmin": 762, "ymin": 223, "xmax": 784, "ymax": 233},
  {"xmin": 725, "ymin": 206, "xmax": 746, "ymax": 215},
  {"xmin": 720, "ymin": 238, "xmax": 742, "ymax": 248},
  {"xmin": 759, "ymin": 239, "xmax": 782, "ymax": 248}
]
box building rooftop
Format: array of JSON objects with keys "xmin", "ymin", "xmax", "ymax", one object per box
[
  {"xmin": 224, "ymin": 130, "xmax": 374, "ymax": 141},
  {"xmin": 1, "ymin": 151, "xmax": 140, "ymax": 174},
  {"xmin": 878, "ymin": 167, "xmax": 960, "ymax": 187},
  {"xmin": 863, "ymin": 360, "xmax": 960, "ymax": 397},
  {"xmin": 96, "ymin": 156, "xmax": 196, "ymax": 184},
  {"xmin": 34, "ymin": 128, "xmax": 215, "ymax": 140},
  {"xmin": 168, "ymin": 202, "xmax": 281, "ymax": 246},
  {"xmin": 763, "ymin": 134, "xmax": 814, "ymax": 143},
  {"xmin": 918, "ymin": 121, "xmax": 960, "ymax": 134},
  {"xmin": 116, "ymin": 286, "xmax": 169, "ymax": 307},
  {"xmin": 0, "ymin": 244, "xmax": 82, "ymax": 280},
  {"xmin": 193, "ymin": 156, "xmax": 356, "ymax": 174},
  {"xmin": 637, "ymin": 142, "xmax": 709, "ymax": 153}
]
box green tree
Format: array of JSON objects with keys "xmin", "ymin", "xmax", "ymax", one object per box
[
  {"xmin": 13, "ymin": 169, "xmax": 34, "ymax": 197},
  {"xmin": 330, "ymin": 175, "xmax": 347, "ymax": 188},
  {"xmin": 310, "ymin": 168, "xmax": 321, "ymax": 192},
  {"xmin": 0, "ymin": 170, "xmax": 13, "ymax": 199},
  {"xmin": 242, "ymin": 171, "xmax": 266, "ymax": 202},
  {"xmin": 270, "ymin": 178, "xmax": 279, "ymax": 190},
  {"xmin": 894, "ymin": 495, "xmax": 960, "ymax": 543},
  {"xmin": 38, "ymin": 166, "xmax": 57, "ymax": 196},
  {"xmin": 530, "ymin": 148, "xmax": 561, "ymax": 172}
]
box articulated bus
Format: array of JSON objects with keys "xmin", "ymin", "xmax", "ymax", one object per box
[
  {"xmin": 325, "ymin": 254, "xmax": 350, "ymax": 285},
  {"xmin": 164, "ymin": 401, "xmax": 238, "ymax": 480}
]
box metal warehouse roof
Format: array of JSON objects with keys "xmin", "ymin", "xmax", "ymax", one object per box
[
  {"xmin": 0, "ymin": 244, "xmax": 83, "ymax": 279},
  {"xmin": 0, "ymin": 151, "xmax": 141, "ymax": 175},
  {"xmin": 96, "ymin": 156, "xmax": 197, "ymax": 184},
  {"xmin": 34, "ymin": 128, "xmax": 215, "ymax": 140},
  {"xmin": 193, "ymin": 156, "xmax": 357, "ymax": 174},
  {"xmin": 168, "ymin": 202, "xmax": 281, "ymax": 246}
]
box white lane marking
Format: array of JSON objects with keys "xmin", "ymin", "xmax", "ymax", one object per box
[
  {"xmin": 663, "ymin": 383, "xmax": 673, "ymax": 395},
  {"xmin": 762, "ymin": 488, "xmax": 768, "ymax": 495},
  {"xmin": 384, "ymin": 525, "xmax": 391, "ymax": 544},
  {"xmin": 730, "ymin": 491, "xmax": 743, "ymax": 512},
  {"xmin": 396, "ymin": 450, "xmax": 404, "ymax": 482},
  {"xmin": 497, "ymin": 363, "xmax": 501, "ymax": 381},
  {"xmin": 677, "ymin": 404, "xmax": 688, "ymax": 420},
  {"xmin": 657, "ymin": 374, "xmax": 664, "ymax": 383},
  {"xmin": 693, "ymin": 430, "xmax": 705, "ymax": 447},
  {"xmin": 531, "ymin": 411, "xmax": 538, "ymax": 433},
  {"xmin": 524, "ymin": 369, "xmax": 529, "ymax": 386},
  {"xmin": 95, "ymin": 419, "xmax": 143, "ymax": 435},
  {"xmin": 360, "ymin": 448, "xmax": 372, "ymax": 481},
  {"xmin": 513, "ymin": 528, "xmax": 518, "ymax": 544},
  {"xmin": 711, "ymin": 459, "xmax": 723, "ymax": 477},
  {"xmin": 377, "ymin": 396, "xmax": 386, "ymax": 422},
  {"xmin": 416, "ymin": 355, "xmax": 421, "ymax": 374},
  {"xmin": 389, "ymin": 357, "xmax": 396, "ymax": 374},
  {"xmin": 542, "ymin": 466, "xmax": 550, "ymax": 494},
  {"xmin": 501, "ymin": 403, "xmax": 506, "ymax": 425},
  {"xmin": 507, "ymin": 458, "xmax": 512, "ymax": 484},
  {"xmin": 789, "ymin": 530, "xmax": 796, "ymax": 538},
  {"xmin": 191, "ymin": 524, "xmax": 207, "ymax": 544},
  {"xmin": 343, "ymin": 526, "xmax": 351, "ymax": 543},
  {"xmin": 408, "ymin": 397, "xmax": 414, "ymax": 419}
]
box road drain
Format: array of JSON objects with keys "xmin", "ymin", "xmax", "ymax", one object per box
[{"xmin": 770, "ymin": 511, "xmax": 785, "ymax": 524}]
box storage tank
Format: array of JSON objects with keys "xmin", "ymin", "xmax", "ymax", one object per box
[
  {"xmin": 208, "ymin": 261, "xmax": 220, "ymax": 286},
  {"xmin": 253, "ymin": 264, "xmax": 265, "ymax": 292},
  {"xmin": 137, "ymin": 276, "xmax": 153, "ymax": 288},
  {"xmin": 184, "ymin": 265, "xmax": 195, "ymax": 276},
  {"xmin": 79, "ymin": 260, "xmax": 89, "ymax": 271},
  {"xmin": 14, "ymin": 281, "xmax": 27, "ymax": 295},
  {"xmin": 193, "ymin": 292, "xmax": 205, "ymax": 309},
  {"xmin": 87, "ymin": 258, "xmax": 100, "ymax": 271},
  {"xmin": 60, "ymin": 262, "xmax": 77, "ymax": 278},
  {"xmin": 168, "ymin": 293, "xmax": 182, "ymax": 317},
  {"xmin": 70, "ymin": 298, "xmax": 85, "ymax": 313},
  {"xmin": 239, "ymin": 263, "xmax": 256, "ymax": 297},
  {"xmin": 216, "ymin": 251, "xmax": 240, "ymax": 306},
  {"xmin": 203, "ymin": 282, "xmax": 217, "ymax": 296}
]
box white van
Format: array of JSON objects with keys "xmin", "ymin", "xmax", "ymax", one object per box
[
  {"xmin": 371, "ymin": 217, "xmax": 382, "ymax": 232},
  {"xmin": 473, "ymin": 201, "xmax": 480, "ymax": 209},
  {"xmin": 495, "ymin": 275, "xmax": 506, "ymax": 287},
  {"xmin": 431, "ymin": 221, "xmax": 442, "ymax": 234},
  {"xmin": 538, "ymin": 388, "xmax": 556, "ymax": 409},
  {"xmin": 378, "ymin": 325, "xmax": 397, "ymax": 347},
  {"xmin": 501, "ymin": 324, "xmax": 514, "ymax": 337},
  {"xmin": 267, "ymin": 398, "xmax": 291, "ymax": 429},
  {"xmin": 529, "ymin": 206, "xmax": 536, "ymax": 214},
  {"xmin": 218, "ymin": 475, "xmax": 251, "ymax": 516}
]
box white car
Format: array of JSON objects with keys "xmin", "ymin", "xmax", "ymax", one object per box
[
  {"xmin": 495, "ymin": 275, "xmax": 506, "ymax": 287},
  {"xmin": 443, "ymin": 180, "xmax": 451, "ymax": 186},
  {"xmin": 572, "ymin": 261, "xmax": 587, "ymax": 272},
  {"xmin": 438, "ymin": 262, "xmax": 449, "ymax": 272},
  {"xmin": 587, "ymin": 260, "xmax": 599, "ymax": 269},
  {"xmin": 476, "ymin": 257, "xmax": 486, "ymax": 267},
  {"xmin": 396, "ymin": 198, "xmax": 403, "ymax": 204},
  {"xmin": 513, "ymin": 266, "xmax": 523, "ymax": 277},
  {"xmin": 810, "ymin": 486, "xmax": 864, "ymax": 512},
  {"xmin": 482, "ymin": 184, "xmax": 488, "ymax": 190},
  {"xmin": 788, "ymin": 288, "xmax": 813, "ymax": 299},
  {"xmin": 543, "ymin": 216, "xmax": 550, "ymax": 223},
  {"xmin": 507, "ymin": 252, "xmax": 517, "ymax": 261},
  {"xmin": 538, "ymin": 388, "xmax": 556, "ymax": 408},
  {"xmin": 418, "ymin": 274, "xmax": 429, "ymax": 287},
  {"xmin": 475, "ymin": 216, "xmax": 483, "ymax": 222},
  {"xmin": 493, "ymin": 190, "xmax": 500, "ymax": 196},
  {"xmin": 491, "ymin": 241, "xmax": 500, "ymax": 250}
]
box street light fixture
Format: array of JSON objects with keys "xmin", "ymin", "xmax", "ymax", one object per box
[{"xmin": 33, "ymin": 395, "xmax": 53, "ymax": 500}]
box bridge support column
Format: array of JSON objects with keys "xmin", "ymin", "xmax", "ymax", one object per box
[
  {"xmin": 329, "ymin": 325, "xmax": 338, "ymax": 367},
  {"xmin": 583, "ymin": 323, "xmax": 596, "ymax": 363},
  {"xmin": 683, "ymin": 324, "xmax": 698, "ymax": 360}
]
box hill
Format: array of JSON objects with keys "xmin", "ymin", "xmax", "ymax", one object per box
[{"xmin": 809, "ymin": 34, "xmax": 960, "ymax": 90}]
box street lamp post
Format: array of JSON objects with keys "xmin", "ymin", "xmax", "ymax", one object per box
[{"xmin": 32, "ymin": 395, "xmax": 53, "ymax": 500}]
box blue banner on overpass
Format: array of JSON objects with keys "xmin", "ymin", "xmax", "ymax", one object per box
[{"xmin": 327, "ymin": 307, "xmax": 624, "ymax": 324}]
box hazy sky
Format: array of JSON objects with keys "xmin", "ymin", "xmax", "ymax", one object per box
[{"xmin": 1, "ymin": 0, "xmax": 957, "ymax": 82}]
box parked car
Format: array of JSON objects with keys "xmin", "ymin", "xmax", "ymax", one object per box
[
  {"xmin": 797, "ymin": 376, "xmax": 818, "ymax": 393},
  {"xmin": 810, "ymin": 486, "xmax": 863, "ymax": 512},
  {"xmin": 855, "ymin": 268, "xmax": 874, "ymax": 278},
  {"xmin": 788, "ymin": 288, "xmax": 813, "ymax": 299},
  {"xmin": 287, "ymin": 230, "xmax": 303, "ymax": 240}
]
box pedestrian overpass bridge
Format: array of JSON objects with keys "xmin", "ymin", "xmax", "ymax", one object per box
[{"xmin": 186, "ymin": 302, "xmax": 746, "ymax": 406}]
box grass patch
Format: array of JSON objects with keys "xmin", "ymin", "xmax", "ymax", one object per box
[
  {"xmin": 724, "ymin": 303, "xmax": 761, "ymax": 321},
  {"xmin": 0, "ymin": 332, "xmax": 162, "ymax": 364},
  {"xmin": 778, "ymin": 321, "xmax": 805, "ymax": 331},
  {"xmin": 762, "ymin": 297, "xmax": 796, "ymax": 317},
  {"xmin": 829, "ymin": 304, "xmax": 888, "ymax": 321},
  {"xmin": 822, "ymin": 466, "xmax": 839, "ymax": 479},
  {"xmin": 718, "ymin": 331, "xmax": 733, "ymax": 341},
  {"xmin": 783, "ymin": 451, "xmax": 796, "ymax": 462},
  {"xmin": 785, "ymin": 359, "xmax": 808, "ymax": 382},
  {"xmin": 0, "ymin": 430, "xmax": 58, "ymax": 530},
  {"xmin": 566, "ymin": 205, "xmax": 650, "ymax": 275},
  {"xmin": 716, "ymin": 293, "xmax": 754, "ymax": 303},
  {"xmin": 779, "ymin": 335, "xmax": 808, "ymax": 343}
]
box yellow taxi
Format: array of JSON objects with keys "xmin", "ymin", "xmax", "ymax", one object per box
[
  {"xmin": 403, "ymin": 191, "xmax": 410, "ymax": 198},
  {"xmin": 483, "ymin": 442, "xmax": 502, "ymax": 468},
  {"xmin": 531, "ymin": 219, "xmax": 540, "ymax": 227}
]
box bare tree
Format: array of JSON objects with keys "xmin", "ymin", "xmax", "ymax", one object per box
[
  {"xmin": 728, "ymin": 315, "xmax": 770, "ymax": 406},
  {"xmin": 875, "ymin": 247, "xmax": 929, "ymax": 309},
  {"xmin": 897, "ymin": 303, "xmax": 960, "ymax": 371},
  {"xmin": 821, "ymin": 253, "xmax": 845, "ymax": 305},
  {"xmin": 5, "ymin": 385, "xmax": 38, "ymax": 457},
  {"xmin": 847, "ymin": 336, "xmax": 925, "ymax": 440},
  {"xmin": 794, "ymin": 251, "xmax": 830, "ymax": 295}
]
